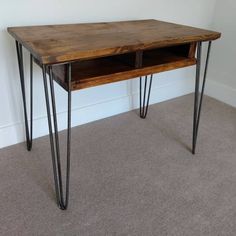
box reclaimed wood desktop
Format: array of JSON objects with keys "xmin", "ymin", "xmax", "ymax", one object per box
[{"xmin": 8, "ymin": 19, "xmax": 221, "ymax": 210}]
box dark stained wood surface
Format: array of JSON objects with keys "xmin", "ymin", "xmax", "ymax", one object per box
[
  {"xmin": 52, "ymin": 46, "xmax": 197, "ymax": 90},
  {"xmin": 70, "ymin": 58, "xmax": 196, "ymax": 90},
  {"xmin": 8, "ymin": 19, "xmax": 221, "ymax": 65}
]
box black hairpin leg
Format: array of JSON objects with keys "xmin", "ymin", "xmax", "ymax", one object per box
[
  {"xmin": 192, "ymin": 41, "xmax": 212, "ymax": 154},
  {"xmin": 42, "ymin": 64, "xmax": 71, "ymax": 210},
  {"xmin": 139, "ymin": 74, "xmax": 153, "ymax": 119},
  {"xmin": 16, "ymin": 41, "xmax": 33, "ymax": 151}
]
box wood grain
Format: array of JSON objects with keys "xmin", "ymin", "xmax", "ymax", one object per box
[
  {"xmin": 51, "ymin": 46, "xmax": 196, "ymax": 90},
  {"xmin": 8, "ymin": 19, "xmax": 221, "ymax": 65}
]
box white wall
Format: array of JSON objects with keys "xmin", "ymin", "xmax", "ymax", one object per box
[
  {"xmin": 0, "ymin": 0, "xmax": 217, "ymax": 148},
  {"xmin": 206, "ymin": 0, "xmax": 236, "ymax": 107}
]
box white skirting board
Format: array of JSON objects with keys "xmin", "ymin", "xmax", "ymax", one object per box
[
  {"xmin": 1, "ymin": 78, "xmax": 234, "ymax": 149},
  {"xmin": 0, "ymin": 77, "xmax": 194, "ymax": 149},
  {"xmin": 205, "ymin": 79, "xmax": 236, "ymax": 108}
]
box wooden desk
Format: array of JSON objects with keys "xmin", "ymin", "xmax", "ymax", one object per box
[{"xmin": 8, "ymin": 19, "xmax": 221, "ymax": 210}]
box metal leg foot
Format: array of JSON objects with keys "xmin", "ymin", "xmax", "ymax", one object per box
[
  {"xmin": 42, "ymin": 64, "xmax": 72, "ymax": 210},
  {"xmin": 16, "ymin": 41, "xmax": 33, "ymax": 151},
  {"xmin": 192, "ymin": 41, "xmax": 212, "ymax": 154},
  {"xmin": 139, "ymin": 74, "xmax": 153, "ymax": 119}
]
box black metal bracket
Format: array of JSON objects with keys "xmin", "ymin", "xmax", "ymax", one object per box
[
  {"xmin": 42, "ymin": 64, "xmax": 72, "ymax": 210},
  {"xmin": 16, "ymin": 41, "xmax": 33, "ymax": 151},
  {"xmin": 192, "ymin": 41, "xmax": 212, "ymax": 154},
  {"xmin": 139, "ymin": 74, "xmax": 153, "ymax": 119}
]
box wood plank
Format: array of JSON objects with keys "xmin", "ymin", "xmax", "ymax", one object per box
[
  {"xmin": 51, "ymin": 49, "xmax": 196, "ymax": 90},
  {"xmin": 188, "ymin": 42, "xmax": 197, "ymax": 58},
  {"xmin": 8, "ymin": 19, "xmax": 221, "ymax": 64},
  {"xmin": 72, "ymin": 60, "xmax": 196, "ymax": 90}
]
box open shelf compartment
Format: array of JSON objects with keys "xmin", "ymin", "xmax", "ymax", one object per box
[{"xmin": 51, "ymin": 43, "xmax": 197, "ymax": 91}]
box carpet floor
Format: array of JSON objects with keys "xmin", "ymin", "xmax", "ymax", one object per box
[{"xmin": 0, "ymin": 94, "xmax": 236, "ymax": 236}]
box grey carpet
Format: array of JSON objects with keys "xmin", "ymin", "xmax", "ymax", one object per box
[{"xmin": 0, "ymin": 94, "xmax": 236, "ymax": 236}]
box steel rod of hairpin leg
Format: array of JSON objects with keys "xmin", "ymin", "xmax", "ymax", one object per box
[
  {"xmin": 192, "ymin": 42, "xmax": 202, "ymax": 154},
  {"xmin": 42, "ymin": 65, "xmax": 61, "ymax": 207},
  {"xmin": 142, "ymin": 76, "xmax": 148, "ymax": 116},
  {"xmin": 15, "ymin": 41, "xmax": 33, "ymax": 151},
  {"xmin": 29, "ymin": 54, "xmax": 33, "ymax": 149},
  {"xmin": 42, "ymin": 64, "xmax": 72, "ymax": 210},
  {"xmin": 139, "ymin": 76, "xmax": 142, "ymax": 117},
  {"xmin": 49, "ymin": 64, "xmax": 71, "ymax": 210},
  {"xmin": 139, "ymin": 74, "xmax": 153, "ymax": 119},
  {"xmin": 195, "ymin": 41, "xmax": 212, "ymax": 136},
  {"xmin": 65, "ymin": 64, "xmax": 72, "ymax": 208},
  {"xmin": 48, "ymin": 66, "xmax": 64, "ymax": 205},
  {"xmin": 144, "ymin": 74, "xmax": 153, "ymax": 118},
  {"xmin": 192, "ymin": 41, "xmax": 212, "ymax": 154}
]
